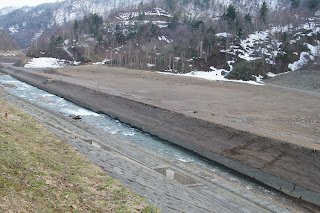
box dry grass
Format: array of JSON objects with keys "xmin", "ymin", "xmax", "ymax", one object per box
[
  {"xmin": 13, "ymin": 57, "xmax": 31, "ymax": 67},
  {"xmin": 0, "ymin": 97, "xmax": 158, "ymax": 212}
]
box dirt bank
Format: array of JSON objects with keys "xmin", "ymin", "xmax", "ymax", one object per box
[
  {"xmin": 0, "ymin": 95, "xmax": 154, "ymax": 212},
  {"xmin": 29, "ymin": 65, "xmax": 320, "ymax": 150},
  {"xmin": 265, "ymin": 69, "xmax": 320, "ymax": 95},
  {"xmin": 1, "ymin": 65, "xmax": 320, "ymax": 206}
]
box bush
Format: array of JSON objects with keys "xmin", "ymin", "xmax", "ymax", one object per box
[
  {"xmin": 226, "ymin": 67, "xmax": 256, "ymax": 81},
  {"xmin": 226, "ymin": 59, "xmax": 266, "ymax": 81},
  {"xmin": 223, "ymin": 62, "xmax": 231, "ymax": 71}
]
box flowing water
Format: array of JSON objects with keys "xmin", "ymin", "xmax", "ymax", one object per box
[{"xmin": 0, "ymin": 74, "xmax": 306, "ymax": 210}]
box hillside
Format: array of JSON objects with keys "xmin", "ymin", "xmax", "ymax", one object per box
[
  {"xmin": 0, "ymin": 6, "xmax": 18, "ymax": 16},
  {"xmin": 0, "ymin": 0, "xmax": 290, "ymax": 49},
  {"xmin": 0, "ymin": 0, "xmax": 148, "ymax": 48},
  {"xmin": 0, "ymin": 30, "xmax": 24, "ymax": 63},
  {"xmin": 0, "ymin": 30, "xmax": 19, "ymax": 51},
  {"xmin": 24, "ymin": 0, "xmax": 320, "ymax": 82}
]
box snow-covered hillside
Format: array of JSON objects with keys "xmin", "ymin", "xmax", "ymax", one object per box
[
  {"xmin": 0, "ymin": 0, "xmax": 290, "ymax": 49},
  {"xmin": 53, "ymin": 0, "xmax": 148, "ymax": 25},
  {"xmin": 219, "ymin": 16, "xmax": 320, "ymax": 72},
  {"xmin": 0, "ymin": 6, "xmax": 19, "ymax": 16},
  {"xmin": 0, "ymin": 0, "xmax": 150, "ymax": 48},
  {"xmin": 183, "ymin": 0, "xmax": 287, "ymax": 19}
]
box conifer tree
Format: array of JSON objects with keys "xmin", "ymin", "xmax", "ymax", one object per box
[
  {"xmin": 308, "ymin": 0, "xmax": 319, "ymax": 11},
  {"xmin": 223, "ymin": 4, "xmax": 236, "ymax": 22},
  {"xmin": 259, "ymin": 1, "xmax": 268, "ymax": 24},
  {"xmin": 73, "ymin": 20, "xmax": 79, "ymax": 32},
  {"xmin": 244, "ymin": 13, "xmax": 252, "ymax": 23},
  {"xmin": 291, "ymin": 0, "xmax": 300, "ymax": 9}
]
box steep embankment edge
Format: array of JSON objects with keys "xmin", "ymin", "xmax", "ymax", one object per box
[{"xmin": 1, "ymin": 67, "xmax": 320, "ymax": 207}]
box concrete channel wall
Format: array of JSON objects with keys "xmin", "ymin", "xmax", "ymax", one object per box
[{"xmin": 2, "ymin": 67, "xmax": 320, "ymax": 207}]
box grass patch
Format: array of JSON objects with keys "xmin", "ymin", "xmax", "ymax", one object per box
[{"xmin": 0, "ymin": 98, "xmax": 158, "ymax": 212}]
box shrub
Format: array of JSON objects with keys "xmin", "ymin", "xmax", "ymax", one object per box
[{"xmin": 226, "ymin": 59, "xmax": 266, "ymax": 81}]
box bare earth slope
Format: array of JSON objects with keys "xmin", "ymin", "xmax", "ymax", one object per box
[
  {"xmin": 44, "ymin": 65, "xmax": 320, "ymax": 149},
  {"xmin": 1, "ymin": 64, "xmax": 320, "ymax": 206},
  {"xmin": 265, "ymin": 69, "xmax": 320, "ymax": 96}
]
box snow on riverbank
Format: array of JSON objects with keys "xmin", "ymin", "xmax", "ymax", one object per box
[
  {"xmin": 24, "ymin": 57, "xmax": 69, "ymax": 68},
  {"xmin": 158, "ymin": 70, "xmax": 264, "ymax": 86}
]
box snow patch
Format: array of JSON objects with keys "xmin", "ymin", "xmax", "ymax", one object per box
[
  {"xmin": 0, "ymin": 52, "xmax": 16, "ymax": 56},
  {"xmin": 24, "ymin": 57, "xmax": 68, "ymax": 68},
  {"xmin": 8, "ymin": 25, "xmax": 19, "ymax": 34},
  {"xmin": 93, "ymin": 59, "xmax": 108, "ymax": 65},
  {"xmin": 32, "ymin": 30, "xmax": 44, "ymax": 41},
  {"xmin": 145, "ymin": 7, "xmax": 172, "ymax": 17},
  {"xmin": 216, "ymin": 32, "xmax": 231, "ymax": 37},
  {"xmin": 147, "ymin": 63, "xmax": 155, "ymax": 67},
  {"xmin": 158, "ymin": 36, "xmax": 172, "ymax": 44},
  {"xmin": 288, "ymin": 43, "xmax": 320, "ymax": 71},
  {"xmin": 116, "ymin": 7, "xmax": 172, "ymax": 21},
  {"xmin": 288, "ymin": 52, "xmax": 311, "ymax": 71},
  {"xmin": 267, "ymin": 72, "xmax": 278, "ymax": 77},
  {"xmin": 157, "ymin": 70, "xmax": 263, "ymax": 86}
]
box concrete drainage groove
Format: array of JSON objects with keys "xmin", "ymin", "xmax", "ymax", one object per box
[
  {"xmin": 83, "ymin": 135, "xmax": 205, "ymax": 187},
  {"xmin": 153, "ymin": 167, "xmax": 203, "ymax": 186},
  {"xmin": 86, "ymin": 136, "xmax": 205, "ymax": 187},
  {"xmin": 84, "ymin": 137, "xmax": 153, "ymax": 169}
]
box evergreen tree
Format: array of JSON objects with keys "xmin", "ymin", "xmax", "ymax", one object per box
[
  {"xmin": 139, "ymin": 1, "xmax": 144, "ymax": 8},
  {"xmin": 308, "ymin": 0, "xmax": 319, "ymax": 11},
  {"xmin": 151, "ymin": 23, "xmax": 158, "ymax": 36},
  {"xmin": 115, "ymin": 24, "xmax": 122, "ymax": 41},
  {"xmin": 138, "ymin": 11, "xmax": 145, "ymax": 20},
  {"xmin": 73, "ymin": 20, "xmax": 79, "ymax": 32},
  {"xmin": 237, "ymin": 27, "xmax": 243, "ymax": 37},
  {"xmin": 259, "ymin": 1, "xmax": 268, "ymax": 24},
  {"xmin": 165, "ymin": 0, "xmax": 176, "ymax": 11},
  {"xmin": 244, "ymin": 13, "xmax": 252, "ymax": 23},
  {"xmin": 56, "ymin": 36, "xmax": 63, "ymax": 46},
  {"xmin": 223, "ymin": 4, "xmax": 237, "ymax": 22},
  {"xmin": 291, "ymin": 0, "xmax": 300, "ymax": 9},
  {"xmin": 91, "ymin": 14, "xmax": 103, "ymax": 27},
  {"xmin": 89, "ymin": 14, "xmax": 103, "ymax": 38},
  {"xmin": 169, "ymin": 14, "xmax": 179, "ymax": 29}
]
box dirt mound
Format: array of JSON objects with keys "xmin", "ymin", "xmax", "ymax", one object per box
[{"xmin": 265, "ymin": 69, "xmax": 320, "ymax": 95}]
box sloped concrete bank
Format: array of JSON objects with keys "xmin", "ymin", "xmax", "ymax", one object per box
[{"xmin": 2, "ymin": 67, "xmax": 320, "ymax": 207}]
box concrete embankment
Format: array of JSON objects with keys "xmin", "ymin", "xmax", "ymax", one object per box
[{"xmin": 1, "ymin": 67, "xmax": 320, "ymax": 207}]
